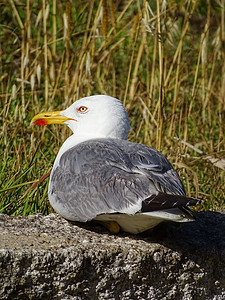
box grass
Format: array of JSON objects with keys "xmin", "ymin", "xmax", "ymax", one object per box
[{"xmin": 0, "ymin": 0, "xmax": 224, "ymax": 216}]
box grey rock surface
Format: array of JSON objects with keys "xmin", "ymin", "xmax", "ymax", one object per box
[{"xmin": 0, "ymin": 211, "xmax": 225, "ymax": 300}]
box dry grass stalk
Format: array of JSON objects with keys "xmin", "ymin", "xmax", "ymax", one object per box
[
  {"xmin": 123, "ymin": 15, "xmax": 140, "ymax": 107},
  {"xmin": 42, "ymin": 0, "xmax": 49, "ymax": 105},
  {"xmin": 109, "ymin": 0, "xmax": 116, "ymax": 32},
  {"xmin": 156, "ymin": 0, "xmax": 163, "ymax": 151},
  {"xmin": 64, "ymin": 1, "xmax": 72, "ymax": 104},
  {"xmin": 174, "ymin": 137, "xmax": 225, "ymax": 171},
  {"xmin": 9, "ymin": 0, "xmax": 26, "ymax": 118},
  {"xmin": 168, "ymin": 41, "xmax": 182, "ymax": 137},
  {"xmin": 52, "ymin": 0, "xmax": 56, "ymax": 57},
  {"xmin": 102, "ymin": 0, "xmax": 108, "ymax": 40}
]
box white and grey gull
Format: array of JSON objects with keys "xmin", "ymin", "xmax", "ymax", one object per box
[{"xmin": 32, "ymin": 95, "xmax": 200, "ymax": 234}]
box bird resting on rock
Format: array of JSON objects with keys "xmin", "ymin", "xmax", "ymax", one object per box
[{"xmin": 32, "ymin": 95, "xmax": 201, "ymax": 234}]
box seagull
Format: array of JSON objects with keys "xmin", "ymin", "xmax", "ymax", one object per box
[{"xmin": 32, "ymin": 95, "xmax": 200, "ymax": 234}]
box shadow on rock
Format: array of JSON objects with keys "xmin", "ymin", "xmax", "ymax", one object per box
[
  {"xmin": 72, "ymin": 211, "xmax": 225, "ymax": 253},
  {"xmin": 149, "ymin": 211, "xmax": 225, "ymax": 252}
]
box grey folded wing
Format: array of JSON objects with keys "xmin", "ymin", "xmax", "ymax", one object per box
[{"xmin": 49, "ymin": 138, "xmax": 195, "ymax": 222}]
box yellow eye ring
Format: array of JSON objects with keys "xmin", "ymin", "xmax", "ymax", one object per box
[{"xmin": 77, "ymin": 106, "xmax": 88, "ymax": 113}]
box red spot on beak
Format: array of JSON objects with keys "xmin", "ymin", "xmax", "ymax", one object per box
[{"xmin": 33, "ymin": 119, "xmax": 48, "ymax": 126}]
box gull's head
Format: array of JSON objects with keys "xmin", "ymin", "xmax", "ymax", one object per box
[{"xmin": 32, "ymin": 95, "xmax": 130, "ymax": 140}]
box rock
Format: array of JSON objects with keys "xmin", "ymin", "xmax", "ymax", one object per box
[{"xmin": 0, "ymin": 211, "xmax": 225, "ymax": 300}]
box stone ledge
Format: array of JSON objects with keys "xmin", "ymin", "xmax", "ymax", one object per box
[{"xmin": 0, "ymin": 212, "xmax": 225, "ymax": 300}]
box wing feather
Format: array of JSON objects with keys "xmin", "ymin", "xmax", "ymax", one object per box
[
  {"xmin": 115, "ymin": 140, "xmax": 186, "ymax": 195},
  {"xmin": 49, "ymin": 138, "xmax": 197, "ymax": 222}
]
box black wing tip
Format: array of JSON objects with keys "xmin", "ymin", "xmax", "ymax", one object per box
[
  {"xmin": 141, "ymin": 192, "xmax": 202, "ymax": 213},
  {"xmin": 185, "ymin": 197, "xmax": 202, "ymax": 207}
]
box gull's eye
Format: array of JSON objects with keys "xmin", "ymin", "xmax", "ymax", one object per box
[{"xmin": 77, "ymin": 106, "xmax": 88, "ymax": 113}]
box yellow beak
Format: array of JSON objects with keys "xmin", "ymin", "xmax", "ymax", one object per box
[{"xmin": 31, "ymin": 111, "xmax": 76, "ymax": 126}]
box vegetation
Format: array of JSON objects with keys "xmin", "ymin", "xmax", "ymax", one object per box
[{"xmin": 0, "ymin": 0, "xmax": 224, "ymax": 216}]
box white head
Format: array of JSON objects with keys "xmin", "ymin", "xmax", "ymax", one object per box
[{"xmin": 32, "ymin": 95, "xmax": 130, "ymax": 140}]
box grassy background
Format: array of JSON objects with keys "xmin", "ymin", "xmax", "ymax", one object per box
[{"xmin": 0, "ymin": 0, "xmax": 224, "ymax": 216}]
